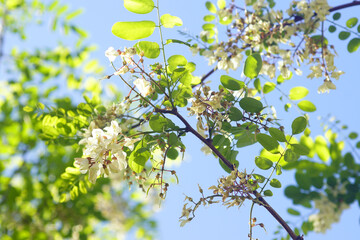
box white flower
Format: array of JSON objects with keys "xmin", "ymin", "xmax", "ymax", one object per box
[
  {"xmin": 317, "ymin": 80, "xmax": 336, "ymax": 94},
  {"xmin": 201, "ymin": 145, "xmax": 212, "ymax": 155},
  {"xmin": 74, "ymin": 158, "xmax": 90, "ymax": 174},
  {"xmin": 114, "ymin": 151, "xmax": 127, "ymax": 169},
  {"xmin": 331, "ymin": 70, "xmax": 344, "ymax": 80},
  {"xmin": 133, "ymin": 78, "xmax": 154, "ymax": 97},
  {"xmin": 105, "ymin": 47, "xmax": 120, "ymax": 62},
  {"xmin": 121, "ymin": 47, "xmax": 137, "ymax": 63},
  {"xmin": 190, "ymin": 46, "xmax": 199, "ymax": 56},
  {"xmin": 104, "ymin": 121, "xmax": 122, "ymax": 139}
]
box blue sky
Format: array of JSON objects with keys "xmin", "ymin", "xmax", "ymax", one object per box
[{"xmin": 8, "ymin": 0, "xmax": 360, "ymax": 239}]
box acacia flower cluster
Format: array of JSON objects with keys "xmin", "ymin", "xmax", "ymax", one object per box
[
  {"xmin": 194, "ymin": 0, "xmax": 343, "ymax": 94},
  {"xmin": 75, "ymin": 120, "xmax": 140, "ymax": 183},
  {"xmin": 179, "ymin": 170, "xmax": 257, "ymax": 226},
  {"xmin": 308, "ymin": 193, "xmax": 349, "ymax": 233}
]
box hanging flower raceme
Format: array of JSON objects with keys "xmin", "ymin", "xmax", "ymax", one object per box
[{"xmin": 317, "ymin": 79, "xmax": 336, "ymax": 94}]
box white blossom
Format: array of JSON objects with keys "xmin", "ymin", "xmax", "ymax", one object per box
[
  {"xmin": 105, "ymin": 47, "xmax": 120, "ymax": 62},
  {"xmin": 317, "ymin": 80, "xmax": 336, "ymax": 94},
  {"xmin": 133, "ymin": 78, "xmax": 154, "ymax": 97}
]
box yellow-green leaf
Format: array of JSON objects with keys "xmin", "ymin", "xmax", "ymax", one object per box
[
  {"xmin": 289, "ymin": 86, "xmax": 309, "ymax": 100},
  {"xmin": 298, "ymin": 100, "xmax": 316, "ymax": 112},
  {"xmin": 124, "ymin": 0, "xmax": 154, "ymax": 14},
  {"xmin": 160, "ymin": 14, "xmax": 183, "ymax": 28},
  {"xmin": 134, "ymin": 41, "xmax": 160, "ymax": 59},
  {"xmin": 112, "ymin": 21, "xmax": 156, "ymax": 40},
  {"xmin": 205, "ymin": 1, "xmax": 217, "ymax": 13}
]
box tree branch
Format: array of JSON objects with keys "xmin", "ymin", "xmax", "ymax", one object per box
[{"xmin": 155, "ymin": 107, "xmax": 302, "ymax": 240}]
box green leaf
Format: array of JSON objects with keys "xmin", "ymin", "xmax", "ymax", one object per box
[
  {"xmin": 346, "ymin": 17, "xmax": 358, "ymax": 28},
  {"xmin": 202, "ymin": 23, "xmax": 215, "ymax": 30},
  {"xmin": 347, "ymin": 38, "xmax": 360, "ymax": 53},
  {"xmin": 295, "ymin": 172, "xmax": 311, "ymax": 190},
  {"xmin": 205, "ymin": 1, "xmax": 217, "ymax": 13},
  {"xmin": 220, "ymin": 75, "xmax": 245, "ymax": 90},
  {"xmin": 112, "ymin": 21, "xmax": 156, "ymax": 40},
  {"xmin": 268, "ymin": 128, "xmax": 286, "ymax": 142},
  {"xmin": 289, "ymin": 86, "xmax": 309, "ymax": 100},
  {"xmin": 23, "ymin": 106, "xmax": 34, "ymax": 112},
  {"xmin": 270, "ymin": 178, "xmax": 281, "ymax": 188},
  {"xmin": 253, "ymin": 174, "xmax": 265, "ymax": 183},
  {"xmin": 253, "ymin": 78, "xmax": 261, "ymax": 91},
  {"xmin": 255, "ymin": 156, "xmax": 273, "ymax": 170},
  {"xmin": 349, "ymin": 132, "xmax": 358, "ymax": 139},
  {"xmin": 263, "ymin": 82, "xmax": 276, "ymax": 94},
  {"xmin": 291, "ymin": 116, "xmax": 307, "ymax": 135},
  {"xmin": 128, "ymin": 155, "xmax": 147, "ymax": 173},
  {"xmin": 239, "ymin": 97, "xmax": 263, "ymax": 113},
  {"xmin": 160, "ymin": 14, "xmax": 183, "ymax": 28},
  {"xmin": 328, "ymin": 25, "xmax": 336, "ymax": 33},
  {"xmin": 297, "ymin": 100, "xmax": 316, "ymax": 112},
  {"xmin": 314, "ymin": 136, "xmax": 330, "ymax": 161},
  {"xmin": 287, "ymin": 208, "xmax": 300, "ymax": 216},
  {"xmin": 168, "ymin": 55, "xmax": 187, "ymax": 69},
  {"xmin": 264, "ymin": 190, "xmax": 273, "ymax": 196},
  {"xmin": 339, "ymin": 31, "xmax": 351, "ymax": 40},
  {"xmin": 65, "ymin": 9, "xmax": 83, "ymax": 21},
  {"xmin": 168, "ymin": 132, "xmax": 178, "ymax": 145},
  {"xmin": 149, "ymin": 115, "xmax": 168, "ymax": 131},
  {"xmin": 203, "ymin": 15, "xmax": 216, "ymax": 22},
  {"xmin": 284, "ymin": 149, "xmax": 299, "ymax": 162},
  {"xmin": 333, "ymin": 12, "xmax": 341, "ymax": 20},
  {"xmin": 291, "ymin": 144, "xmax": 310, "ymax": 155},
  {"xmin": 244, "ymin": 53, "xmax": 262, "ymax": 79},
  {"xmin": 79, "ymin": 181, "xmax": 87, "ymax": 194},
  {"xmin": 236, "ymin": 133, "xmax": 257, "ymax": 148},
  {"xmin": 166, "ymin": 39, "xmax": 192, "ymax": 47},
  {"xmin": 217, "ymin": 0, "xmax": 226, "ymax": 9},
  {"xmin": 276, "ymin": 164, "xmax": 282, "ymax": 175},
  {"xmin": 228, "ymin": 107, "xmax": 243, "ymax": 121},
  {"xmin": 124, "ymin": 0, "xmax": 154, "ymax": 14},
  {"xmin": 167, "ymin": 148, "xmax": 179, "ymax": 160},
  {"xmin": 257, "ymin": 133, "xmax": 279, "ymax": 153},
  {"xmin": 134, "ymin": 41, "xmax": 160, "ymax": 58}
]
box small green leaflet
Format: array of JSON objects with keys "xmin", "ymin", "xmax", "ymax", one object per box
[
  {"xmin": 160, "ymin": 14, "xmax": 183, "ymax": 28},
  {"xmin": 244, "ymin": 53, "xmax": 262, "ymax": 79},
  {"xmin": 124, "ymin": 0, "xmax": 154, "ymax": 14},
  {"xmin": 291, "ymin": 116, "xmax": 307, "ymax": 135},
  {"xmin": 220, "ymin": 75, "xmax": 245, "ymax": 91},
  {"xmin": 112, "ymin": 21, "xmax": 156, "ymax": 40}
]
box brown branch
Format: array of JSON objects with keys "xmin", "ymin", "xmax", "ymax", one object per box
[{"xmin": 155, "ymin": 107, "xmax": 301, "ymax": 239}]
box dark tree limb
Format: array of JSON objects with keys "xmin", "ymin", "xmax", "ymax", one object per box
[{"xmin": 155, "ymin": 107, "xmax": 302, "ymax": 240}]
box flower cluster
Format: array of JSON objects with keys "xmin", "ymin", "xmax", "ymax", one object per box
[
  {"xmin": 179, "ymin": 170, "xmax": 257, "ymax": 226},
  {"xmin": 75, "ymin": 120, "xmax": 140, "ymax": 183},
  {"xmin": 188, "ymin": 86, "xmax": 231, "ymax": 152},
  {"xmin": 202, "ymin": 42, "xmax": 243, "ymax": 72},
  {"xmin": 193, "ymin": 0, "xmax": 343, "ymax": 95},
  {"xmin": 105, "ymin": 46, "xmax": 137, "ymax": 64},
  {"xmin": 105, "ymin": 47, "xmax": 155, "ymax": 98},
  {"xmin": 308, "ymin": 193, "xmax": 349, "ymax": 233},
  {"xmin": 317, "ymin": 79, "xmax": 336, "ymax": 94}
]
